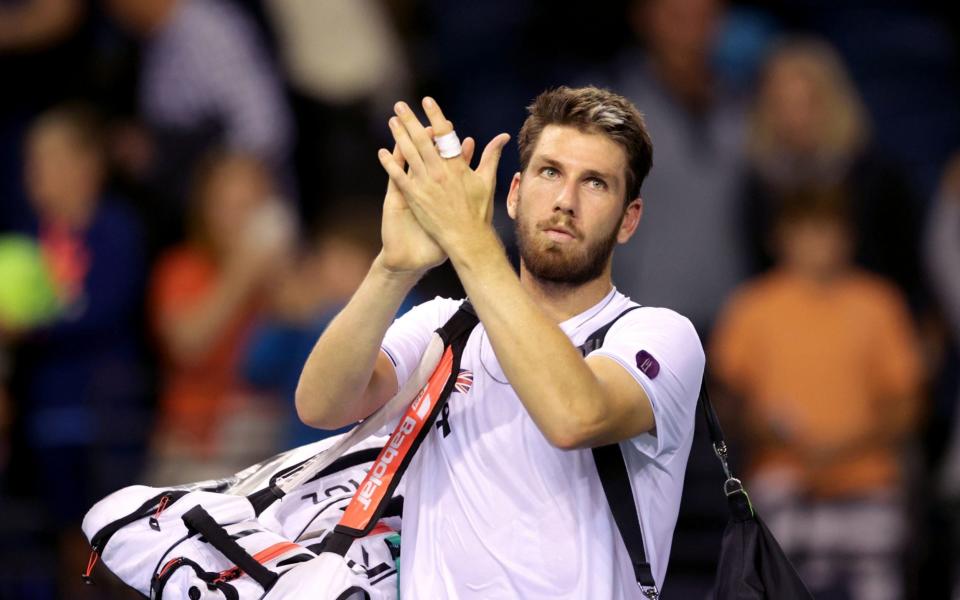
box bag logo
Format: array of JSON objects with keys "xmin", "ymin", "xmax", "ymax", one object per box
[
  {"xmin": 412, "ymin": 389, "xmax": 432, "ymax": 420},
  {"xmin": 339, "ymin": 346, "xmax": 455, "ymax": 532}
]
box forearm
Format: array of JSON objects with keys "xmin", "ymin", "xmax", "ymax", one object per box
[
  {"xmin": 448, "ymin": 233, "xmax": 609, "ymax": 448},
  {"xmin": 295, "ymin": 254, "xmax": 419, "ymax": 429}
]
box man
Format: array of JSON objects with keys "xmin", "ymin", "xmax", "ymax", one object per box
[
  {"xmin": 609, "ymin": 0, "xmax": 747, "ymax": 333},
  {"xmin": 296, "ymin": 86, "xmax": 705, "ymax": 598}
]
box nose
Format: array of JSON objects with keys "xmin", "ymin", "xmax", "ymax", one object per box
[{"xmin": 553, "ymin": 180, "xmax": 579, "ymax": 217}]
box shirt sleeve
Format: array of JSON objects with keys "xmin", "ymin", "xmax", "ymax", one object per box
[
  {"xmin": 380, "ymin": 297, "xmax": 462, "ymax": 388},
  {"xmin": 588, "ymin": 307, "xmax": 705, "ymax": 460}
]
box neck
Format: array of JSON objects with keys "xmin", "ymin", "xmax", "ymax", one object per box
[
  {"xmin": 47, "ymin": 196, "xmax": 96, "ymax": 231},
  {"xmin": 784, "ymin": 263, "xmax": 849, "ymax": 287},
  {"xmin": 518, "ymin": 263, "xmax": 614, "ymax": 323}
]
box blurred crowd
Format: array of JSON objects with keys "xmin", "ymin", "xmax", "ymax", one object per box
[{"xmin": 0, "ymin": 0, "xmax": 958, "ymax": 598}]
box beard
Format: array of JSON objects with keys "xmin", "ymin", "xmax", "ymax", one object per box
[{"xmin": 514, "ymin": 195, "xmax": 621, "ymax": 287}]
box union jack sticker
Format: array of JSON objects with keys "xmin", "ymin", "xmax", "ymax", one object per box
[{"xmin": 454, "ymin": 369, "xmax": 473, "ymax": 395}]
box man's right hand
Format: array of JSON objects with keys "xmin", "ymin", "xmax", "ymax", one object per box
[{"xmin": 379, "ymin": 137, "xmax": 476, "ymax": 275}]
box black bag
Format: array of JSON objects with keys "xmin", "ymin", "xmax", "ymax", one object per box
[
  {"xmin": 701, "ymin": 386, "xmax": 813, "ymax": 600},
  {"xmin": 583, "ymin": 307, "xmax": 813, "ymax": 599}
]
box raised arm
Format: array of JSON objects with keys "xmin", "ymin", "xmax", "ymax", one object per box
[{"xmin": 295, "ymin": 140, "xmax": 477, "ymax": 429}]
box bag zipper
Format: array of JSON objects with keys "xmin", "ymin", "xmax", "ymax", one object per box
[{"xmin": 83, "ymin": 490, "xmax": 188, "ymax": 584}]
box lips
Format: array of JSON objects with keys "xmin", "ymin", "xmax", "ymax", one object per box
[
  {"xmin": 542, "ymin": 223, "xmax": 578, "ymax": 243},
  {"xmin": 545, "ymin": 228, "xmax": 575, "ymax": 242}
]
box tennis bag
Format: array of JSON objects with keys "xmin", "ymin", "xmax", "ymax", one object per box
[{"xmin": 81, "ymin": 304, "xmax": 479, "ymax": 599}]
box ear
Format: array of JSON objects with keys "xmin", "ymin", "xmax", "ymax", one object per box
[
  {"xmin": 506, "ymin": 172, "xmax": 522, "ymax": 220},
  {"xmin": 617, "ymin": 196, "xmax": 643, "ymax": 244}
]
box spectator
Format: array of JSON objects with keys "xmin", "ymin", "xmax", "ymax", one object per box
[
  {"xmin": 12, "ymin": 104, "xmax": 151, "ymax": 598},
  {"xmin": 0, "ymin": 0, "xmax": 87, "ymax": 233},
  {"xmin": 606, "ymin": 0, "xmax": 748, "ymax": 332},
  {"xmin": 146, "ymin": 151, "xmax": 293, "ymax": 485},
  {"xmin": 743, "ymin": 38, "xmax": 924, "ymax": 305},
  {"xmin": 105, "ymin": 0, "xmax": 293, "ymax": 244},
  {"xmin": 242, "ymin": 207, "xmax": 410, "ymax": 449},
  {"xmin": 712, "ymin": 189, "xmax": 924, "ymax": 600}
]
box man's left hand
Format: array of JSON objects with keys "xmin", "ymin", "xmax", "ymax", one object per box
[{"xmin": 377, "ymin": 98, "xmax": 510, "ymax": 257}]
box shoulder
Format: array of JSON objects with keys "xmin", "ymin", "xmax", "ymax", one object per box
[
  {"xmin": 845, "ymin": 271, "xmax": 910, "ymax": 313},
  {"xmin": 607, "ymin": 306, "xmax": 704, "ymax": 360},
  {"xmin": 721, "ymin": 272, "xmax": 791, "ymax": 314},
  {"xmin": 611, "ymin": 305, "xmax": 698, "ymax": 338}
]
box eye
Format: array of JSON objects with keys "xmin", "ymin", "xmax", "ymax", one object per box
[
  {"xmin": 541, "ymin": 166, "xmax": 559, "ymax": 179},
  {"xmin": 586, "ymin": 177, "xmax": 607, "ymax": 191}
]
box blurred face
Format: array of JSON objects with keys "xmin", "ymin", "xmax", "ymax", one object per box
[
  {"xmin": 777, "ymin": 217, "xmax": 852, "ymax": 280},
  {"xmin": 507, "ymin": 125, "xmax": 642, "ymax": 286},
  {"xmin": 24, "ymin": 124, "xmax": 102, "ymax": 223},
  {"xmin": 638, "ymin": 0, "xmax": 719, "ymax": 65},
  {"xmin": 200, "ymin": 159, "xmax": 272, "ymax": 254},
  {"xmin": 761, "ymin": 60, "xmax": 822, "ymax": 153}
]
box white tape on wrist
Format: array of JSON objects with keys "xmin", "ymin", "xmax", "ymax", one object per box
[{"xmin": 434, "ymin": 130, "xmax": 462, "ymax": 159}]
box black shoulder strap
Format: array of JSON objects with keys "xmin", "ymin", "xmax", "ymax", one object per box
[
  {"xmin": 585, "ymin": 307, "xmax": 735, "ymax": 598},
  {"xmin": 581, "ymin": 305, "xmax": 659, "ymax": 594}
]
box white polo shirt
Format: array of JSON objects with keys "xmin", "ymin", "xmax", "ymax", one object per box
[{"xmin": 380, "ymin": 288, "xmax": 705, "ymax": 599}]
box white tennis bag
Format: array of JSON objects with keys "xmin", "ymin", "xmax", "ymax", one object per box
[
  {"xmin": 82, "ymin": 305, "xmax": 479, "ymax": 599},
  {"xmin": 82, "ymin": 436, "xmax": 400, "ymax": 599}
]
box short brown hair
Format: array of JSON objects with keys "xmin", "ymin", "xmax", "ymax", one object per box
[{"xmin": 517, "ymin": 86, "xmax": 653, "ymax": 203}]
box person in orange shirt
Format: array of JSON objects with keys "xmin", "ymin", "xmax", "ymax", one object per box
[
  {"xmin": 147, "ymin": 150, "xmax": 294, "ymax": 484},
  {"xmin": 711, "ymin": 188, "xmax": 923, "ymax": 600}
]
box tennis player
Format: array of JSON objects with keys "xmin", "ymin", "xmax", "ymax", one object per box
[{"xmin": 296, "ymin": 86, "xmax": 704, "ymax": 598}]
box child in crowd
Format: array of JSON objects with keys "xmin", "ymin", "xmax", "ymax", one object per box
[
  {"xmin": 242, "ymin": 207, "xmax": 414, "ymax": 449},
  {"xmin": 712, "ymin": 188, "xmax": 924, "ymax": 600},
  {"xmin": 147, "ymin": 150, "xmax": 294, "ymax": 484}
]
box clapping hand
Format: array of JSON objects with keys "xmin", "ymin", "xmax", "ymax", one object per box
[{"xmin": 378, "ymin": 98, "xmax": 510, "ymax": 263}]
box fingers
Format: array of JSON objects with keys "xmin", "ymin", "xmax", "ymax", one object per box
[
  {"xmin": 392, "ymin": 143, "xmax": 406, "ymax": 170},
  {"xmin": 394, "ymin": 101, "xmax": 444, "ymax": 172},
  {"xmin": 476, "ymin": 133, "xmax": 511, "ymax": 182},
  {"xmin": 388, "ymin": 116, "xmax": 426, "ymax": 177},
  {"xmin": 461, "ymin": 137, "xmax": 476, "ymax": 166},
  {"xmin": 384, "ymin": 144, "xmax": 405, "ymax": 193},
  {"xmin": 422, "ymin": 97, "xmax": 468, "ymax": 171},
  {"xmin": 378, "ymin": 147, "xmax": 412, "ymax": 194},
  {"xmin": 421, "ymin": 97, "xmax": 454, "ymax": 136}
]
